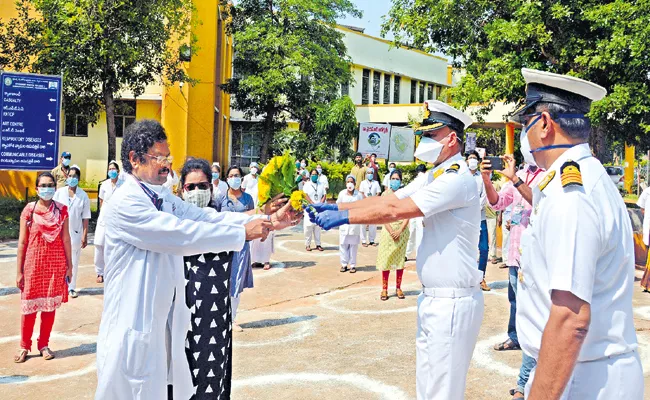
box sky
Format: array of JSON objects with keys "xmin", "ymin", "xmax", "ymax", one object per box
[{"xmin": 336, "ymin": 0, "xmax": 395, "ymax": 40}]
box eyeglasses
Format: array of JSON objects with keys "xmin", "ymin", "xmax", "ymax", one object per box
[
  {"xmin": 183, "ymin": 182, "xmax": 211, "ymax": 191},
  {"xmin": 143, "ymin": 153, "xmax": 174, "ymax": 165}
]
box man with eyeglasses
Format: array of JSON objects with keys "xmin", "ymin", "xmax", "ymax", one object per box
[
  {"xmin": 51, "ymin": 151, "xmax": 72, "ymax": 189},
  {"xmin": 95, "ymin": 120, "xmax": 300, "ymax": 400}
]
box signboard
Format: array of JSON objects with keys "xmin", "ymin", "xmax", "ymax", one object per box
[
  {"xmin": 388, "ymin": 126, "xmax": 415, "ymax": 162},
  {"xmin": 464, "ymin": 131, "xmax": 477, "ymax": 154},
  {"xmin": 358, "ymin": 123, "xmax": 391, "ymax": 159},
  {"xmin": 0, "ymin": 72, "xmax": 62, "ymax": 170}
]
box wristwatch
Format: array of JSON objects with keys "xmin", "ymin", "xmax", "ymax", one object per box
[{"xmin": 514, "ymin": 178, "xmax": 524, "ymax": 188}]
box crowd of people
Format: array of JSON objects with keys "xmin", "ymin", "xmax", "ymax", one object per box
[{"xmin": 10, "ymin": 68, "xmax": 646, "ymax": 400}]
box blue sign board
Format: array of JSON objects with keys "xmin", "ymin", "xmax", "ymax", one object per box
[{"xmin": 0, "ymin": 72, "xmax": 62, "ymax": 170}]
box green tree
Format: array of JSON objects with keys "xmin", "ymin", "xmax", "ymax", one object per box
[
  {"xmin": 1, "ymin": 0, "xmax": 196, "ymax": 162},
  {"xmin": 382, "ymin": 0, "xmax": 650, "ymax": 159},
  {"xmin": 222, "ymin": 0, "xmax": 361, "ymax": 162}
]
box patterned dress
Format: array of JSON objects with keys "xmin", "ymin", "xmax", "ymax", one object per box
[
  {"xmin": 20, "ymin": 201, "xmax": 69, "ymax": 314},
  {"xmin": 376, "ymin": 190, "xmax": 410, "ymax": 271}
]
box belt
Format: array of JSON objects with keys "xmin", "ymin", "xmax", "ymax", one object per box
[{"xmin": 421, "ymin": 286, "xmax": 478, "ymax": 298}]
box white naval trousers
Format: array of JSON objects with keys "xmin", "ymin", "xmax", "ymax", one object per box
[
  {"xmin": 94, "ymin": 245, "xmax": 104, "ymax": 276},
  {"xmin": 360, "ymin": 224, "xmax": 377, "ymax": 244},
  {"xmin": 304, "ymin": 224, "xmax": 322, "ymax": 247},
  {"xmin": 339, "ymin": 244, "xmax": 359, "ymax": 268},
  {"xmin": 525, "ymin": 350, "xmax": 643, "ymax": 399},
  {"xmin": 69, "ymin": 245, "xmax": 82, "ymax": 291},
  {"xmin": 406, "ymin": 217, "xmax": 424, "ymax": 257},
  {"xmin": 416, "ymin": 287, "xmax": 484, "ymax": 400}
]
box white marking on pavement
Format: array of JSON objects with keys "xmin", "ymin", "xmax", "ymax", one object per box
[
  {"xmin": 252, "ymin": 260, "xmax": 285, "ymax": 279},
  {"xmin": 232, "ymin": 372, "xmax": 412, "ymax": 400},
  {"xmin": 471, "ymin": 334, "xmax": 520, "ymax": 377},
  {"xmin": 275, "ymin": 239, "xmax": 340, "ymax": 257},
  {"xmin": 318, "ymin": 286, "xmax": 418, "ymax": 315}
]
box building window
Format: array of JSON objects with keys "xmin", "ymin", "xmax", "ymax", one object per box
[
  {"xmin": 361, "ymin": 69, "xmax": 370, "ymax": 105},
  {"xmin": 410, "ymin": 80, "xmax": 417, "ymax": 104},
  {"xmin": 427, "ymin": 84, "xmax": 433, "ymax": 101},
  {"xmin": 64, "ymin": 114, "xmax": 89, "ymax": 137},
  {"xmin": 419, "ymin": 82, "xmax": 425, "ymax": 103},
  {"xmin": 114, "ymin": 100, "xmax": 136, "ymax": 138},
  {"xmin": 393, "ymin": 76, "xmax": 401, "ymax": 104},
  {"xmin": 383, "ymin": 74, "xmax": 391, "ymax": 104},
  {"xmin": 230, "ymin": 121, "xmax": 262, "ymax": 167},
  {"xmin": 341, "ymin": 81, "xmax": 350, "ymax": 97},
  {"xmin": 436, "ymin": 85, "xmax": 442, "ymax": 99},
  {"xmin": 372, "ymin": 71, "xmax": 381, "ymax": 104}
]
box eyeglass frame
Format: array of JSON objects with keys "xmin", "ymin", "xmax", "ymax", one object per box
[{"xmin": 142, "ymin": 153, "xmax": 174, "ymax": 165}]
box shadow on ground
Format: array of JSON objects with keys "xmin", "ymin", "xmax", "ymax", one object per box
[{"xmin": 239, "ymin": 315, "xmax": 317, "ymax": 329}]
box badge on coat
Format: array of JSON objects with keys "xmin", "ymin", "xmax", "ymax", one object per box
[{"xmin": 560, "ymin": 160, "xmax": 583, "ymax": 188}]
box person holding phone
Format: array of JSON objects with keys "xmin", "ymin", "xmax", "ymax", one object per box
[{"xmin": 14, "ymin": 172, "xmax": 73, "ymax": 363}]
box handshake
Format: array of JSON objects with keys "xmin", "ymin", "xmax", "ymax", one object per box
[{"xmin": 306, "ymin": 203, "xmax": 351, "ymax": 231}]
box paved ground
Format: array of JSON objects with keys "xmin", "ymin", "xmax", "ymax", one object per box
[{"xmin": 0, "ymin": 224, "xmax": 649, "ymax": 399}]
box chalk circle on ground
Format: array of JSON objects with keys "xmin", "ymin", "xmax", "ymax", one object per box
[
  {"xmin": 471, "ymin": 334, "xmax": 520, "ymax": 378},
  {"xmin": 275, "ymin": 239, "xmax": 341, "ymax": 258},
  {"xmin": 318, "ymin": 285, "xmax": 418, "ymax": 315},
  {"xmin": 234, "ymin": 311, "xmax": 317, "ymax": 348},
  {"xmin": 252, "ymin": 260, "xmax": 285, "ymax": 279},
  {"xmin": 0, "ymin": 332, "xmax": 97, "ymax": 384},
  {"xmin": 232, "ymin": 372, "xmax": 411, "ymax": 400}
]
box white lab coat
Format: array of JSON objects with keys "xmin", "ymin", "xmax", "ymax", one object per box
[
  {"xmin": 242, "ymin": 174, "xmax": 259, "ymax": 207},
  {"xmin": 95, "ymin": 178, "xmax": 125, "ymax": 276},
  {"xmin": 95, "ymin": 174, "xmax": 255, "ymax": 400}
]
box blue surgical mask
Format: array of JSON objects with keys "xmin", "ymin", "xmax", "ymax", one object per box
[
  {"xmin": 66, "ymin": 177, "xmax": 79, "ymax": 187},
  {"xmin": 389, "ymin": 179, "xmax": 401, "ymax": 191},
  {"xmin": 108, "ymin": 170, "xmax": 119, "ymax": 180},
  {"xmin": 227, "ymin": 177, "xmax": 241, "ymax": 190},
  {"xmin": 62, "ymin": 158, "xmax": 71, "ymax": 167},
  {"xmin": 212, "ymin": 172, "xmax": 220, "ymax": 181},
  {"xmin": 301, "ymin": 162, "xmax": 307, "ymax": 168},
  {"xmin": 366, "ymin": 173, "xmax": 373, "ymax": 181},
  {"xmin": 310, "ymin": 175, "xmax": 318, "ymax": 183},
  {"xmin": 388, "ymin": 167, "xmax": 395, "ymax": 173},
  {"xmin": 316, "ymin": 167, "xmax": 322, "ymax": 175},
  {"xmin": 38, "ymin": 187, "xmax": 55, "ymax": 201}
]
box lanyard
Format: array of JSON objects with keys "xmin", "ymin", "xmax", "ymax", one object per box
[
  {"xmin": 524, "ymin": 168, "xmax": 542, "ymax": 186},
  {"xmin": 135, "ymin": 179, "xmax": 163, "ymax": 211}
]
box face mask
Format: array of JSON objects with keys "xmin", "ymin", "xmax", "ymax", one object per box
[
  {"xmin": 228, "ymin": 177, "xmax": 242, "ymax": 190},
  {"xmin": 310, "ymin": 175, "xmax": 318, "ymax": 183},
  {"xmin": 366, "ymin": 173, "xmax": 373, "ymax": 181},
  {"xmin": 316, "ymin": 167, "xmax": 322, "ymax": 175},
  {"xmin": 183, "ymin": 188, "xmax": 211, "ymax": 208},
  {"xmin": 295, "ymin": 162, "xmax": 301, "ymax": 169},
  {"xmin": 414, "ymin": 135, "xmax": 447, "ymax": 164},
  {"xmin": 346, "ymin": 182, "xmax": 355, "ymax": 191},
  {"xmin": 108, "ymin": 170, "xmax": 119, "ymax": 180},
  {"xmin": 38, "ymin": 187, "xmax": 55, "ymax": 201},
  {"xmin": 301, "ymin": 162, "xmax": 307, "ymax": 168},
  {"xmin": 388, "ymin": 167, "xmax": 395, "ymax": 173},
  {"xmin": 212, "ymin": 172, "xmax": 220, "ymax": 181},
  {"xmin": 519, "ymin": 127, "xmax": 537, "ymax": 167},
  {"xmin": 468, "ymin": 159, "xmax": 479, "ymax": 170},
  {"xmin": 66, "ymin": 177, "xmax": 79, "ymax": 187},
  {"xmin": 389, "ymin": 179, "xmax": 401, "ymax": 191},
  {"xmin": 62, "ymin": 158, "xmax": 71, "ymax": 167},
  {"xmin": 250, "ymin": 168, "xmax": 258, "ymax": 175}
]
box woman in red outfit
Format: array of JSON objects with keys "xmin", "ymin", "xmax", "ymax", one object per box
[{"xmin": 14, "ymin": 172, "xmax": 72, "ymax": 363}]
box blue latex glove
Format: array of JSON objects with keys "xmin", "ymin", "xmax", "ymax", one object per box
[
  {"xmin": 315, "ymin": 210, "xmax": 349, "ymax": 231},
  {"xmin": 310, "ymin": 202, "xmax": 339, "ymax": 212}
]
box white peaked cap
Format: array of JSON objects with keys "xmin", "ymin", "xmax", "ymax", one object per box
[
  {"xmin": 424, "ymin": 100, "xmax": 474, "ymax": 129},
  {"xmin": 521, "ymin": 68, "xmax": 606, "ymax": 101}
]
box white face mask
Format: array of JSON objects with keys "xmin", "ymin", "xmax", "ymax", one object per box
[
  {"xmin": 346, "ymin": 182, "xmax": 355, "ymax": 191},
  {"xmin": 468, "ymin": 158, "xmax": 479, "ymax": 170},
  {"xmin": 414, "ymin": 135, "xmax": 446, "ymax": 164},
  {"xmin": 183, "ymin": 188, "xmax": 211, "ymax": 208},
  {"xmin": 519, "ymin": 129, "xmax": 537, "ymax": 167},
  {"xmin": 250, "ymin": 167, "xmax": 258, "ymax": 175}
]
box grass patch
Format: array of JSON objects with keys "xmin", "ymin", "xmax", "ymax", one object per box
[
  {"xmin": 0, "ymin": 196, "xmax": 27, "ymax": 241},
  {"xmin": 624, "ymin": 194, "xmax": 639, "ymax": 202}
]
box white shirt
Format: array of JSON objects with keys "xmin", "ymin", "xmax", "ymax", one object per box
[
  {"xmin": 95, "ymin": 178, "xmax": 125, "ymax": 246},
  {"xmin": 303, "ymin": 180, "xmax": 326, "ymax": 227},
  {"xmin": 637, "ymin": 187, "xmax": 650, "ymax": 245},
  {"xmin": 518, "ymin": 144, "xmax": 638, "ymax": 362},
  {"xmin": 382, "ymin": 173, "xmax": 391, "ymax": 189},
  {"xmin": 242, "ymin": 173, "xmax": 259, "ymax": 207},
  {"xmin": 95, "ymin": 174, "xmax": 255, "ymax": 400},
  {"xmin": 53, "ymin": 186, "xmax": 91, "ymax": 247},
  {"xmin": 336, "ymin": 189, "xmax": 363, "ymax": 237},
  {"xmin": 318, "ymin": 174, "xmax": 329, "ymax": 191},
  {"xmin": 395, "ymin": 153, "xmax": 482, "ymax": 289},
  {"xmin": 359, "ymin": 179, "xmax": 381, "ymax": 198},
  {"xmin": 472, "ymin": 170, "xmax": 487, "ymax": 221},
  {"xmin": 212, "ymin": 179, "xmax": 229, "ymax": 200}
]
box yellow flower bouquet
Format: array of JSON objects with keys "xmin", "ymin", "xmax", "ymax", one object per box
[{"xmin": 258, "ymin": 153, "xmax": 310, "ymax": 212}]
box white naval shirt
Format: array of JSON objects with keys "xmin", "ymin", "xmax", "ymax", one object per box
[
  {"xmin": 637, "ymin": 187, "xmax": 650, "ymax": 245},
  {"xmin": 395, "ymin": 152, "xmax": 482, "ymax": 289},
  {"xmin": 517, "ymin": 143, "xmax": 638, "ymax": 362},
  {"xmin": 472, "ymin": 170, "xmax": 487, "ymax": 221},
  {"xmin": 53, "ymin": 186, "xmax": 91, "ymax": 247}
]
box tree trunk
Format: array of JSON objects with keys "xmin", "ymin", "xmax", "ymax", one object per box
[
  {"xmin": 590, "ymin": 125, "xmax": 608, "ymax": 163},
  {"xmin": 260, "ymin": 103, "xmax": 275, "ymax": 163},
  {"xmin": 104, "ymin": 86, "xmax": 117, "ymax": 164}
]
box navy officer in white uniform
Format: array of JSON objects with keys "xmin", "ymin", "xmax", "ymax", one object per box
[
  {"xmin": 309, "ymin": 100, "xmax": 483, "ymax": 400},
  {"xmin": 513, "ymin": 68, "xmax": 643, "ymax": 399}
]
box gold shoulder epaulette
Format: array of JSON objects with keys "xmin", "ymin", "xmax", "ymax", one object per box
[
  {"xmin": 538, "ymin": 170, "xmax": 556, "ymax": 191},
  {"xmin": 445, "ymin": 163, "xmax": 460, "ymax": 174},
  {"xmin": 560, "ymin": 160, "xmax": 582, "ymax": 188},
  {"xmin": 416, "ymin": 122, "xmax": 444, "ymax": 135}
]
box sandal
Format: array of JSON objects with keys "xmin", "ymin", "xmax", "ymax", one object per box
[
  {"xmin": 396, "ymin": 288, "xmax": 405, "ymax": 299},
  {"xmin": 493, "ymin": 338, "xmax": 521, "ymax": 351},
  {"xmin": 362, "ymin": 243, "xmax": 368, "ymax": 248},
  {"xmin": 316, "ymin": 245, "xmax": 324, "ymax": 252},
  {"xmin": 306, "ymin": 246, "xmax": 312, "ymax": 252},
  {"xmin": 349, "ymin": 267, "xmax": 357, "ymax": 273},
  {"xmin": 96, "ymin": 275, "xmax": 104, "ymax": 284},
  {"xmin": 340, "ymin": 266, "xmax": 348, "ymax": 273},
  {"xmin": 380, "ymin": 290, "xmax": 388, "ymax": 301},
  {"xmin": 14, "ymin": 348, "xmax": 28, "ymax": 363},
  {"xmin": 39, "ymin": 347, "xmax": 55, "ymax": 360},
  {"xmin": 509, "ymin": 389, "xmax": 524, "ymax": 399},
  {"xmin": 263, "ymin": 263, "xmax": 271, "ymax": 270}
]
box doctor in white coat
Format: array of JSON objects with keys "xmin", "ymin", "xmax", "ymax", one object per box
[{"xmin": 96, "ymin": 120, "xmax": 297, "ymax": 400}]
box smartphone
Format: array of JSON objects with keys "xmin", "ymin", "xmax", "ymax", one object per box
[{"xmin": 485, "ymin": 156, "xmax": 504, "ymax": 171}]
